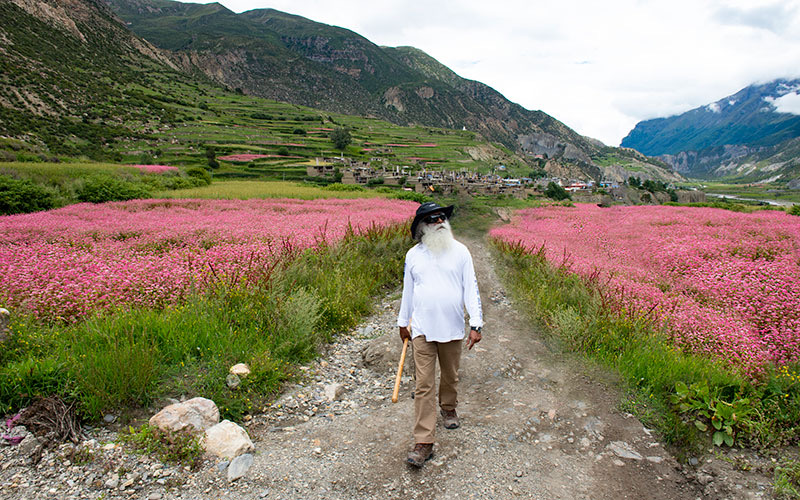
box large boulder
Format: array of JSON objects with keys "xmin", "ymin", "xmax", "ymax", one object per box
[
  {"xmin": 149, "ymin": 397, "xmax": 219, "ymax": 435},
  {"xmin": 361, "ymin": 331, "xmax": 415, "ymax": 375},
  {"xmin": 203, "ymin": 420, "xmax": 254, "ymax": 459}
]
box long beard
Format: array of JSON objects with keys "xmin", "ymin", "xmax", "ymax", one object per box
[{"xmin": 420, "ymin": 220, "xmax": 454, "ymax": 255}]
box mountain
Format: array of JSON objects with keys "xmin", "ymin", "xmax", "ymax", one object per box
[
  {"xmin": 105, "ymin": 0, "xmax": 682, "ymax": 182},
  {"xmin": 621, "ymin": 79, "xmax": 800, "ymax": 183},
  {"xmin": 0, "ymin": 0, "xmax": 193, "ymax": 157}
]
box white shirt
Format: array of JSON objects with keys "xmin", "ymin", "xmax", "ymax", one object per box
[{"xmin": 397, "ymin": 239, "xmax": 483, "ymax": 342}]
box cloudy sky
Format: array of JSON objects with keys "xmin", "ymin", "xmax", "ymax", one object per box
[{"xmin": 193, "ymin": 0, "xmax": 800, "ymax": 146}]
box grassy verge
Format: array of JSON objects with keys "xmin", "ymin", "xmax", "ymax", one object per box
[
  {"xmin": 0, "ymin": 222, "xmax": 410, "ymax": 421},
  {"xmin": 491, "ymin": 239, "xmax": 800, "ymax": 457},
  {"xmin": 0, "ymin": 161, "xmax": 210, "ymax": 214}
]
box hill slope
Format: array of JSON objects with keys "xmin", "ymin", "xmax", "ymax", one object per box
[
  {"xmin": 621, "ymin": 79, "xmax": 800, "ymax": 183},
  {"xmin": 105, "ymin": 0, "xmax": 607, "ymax": 169}
]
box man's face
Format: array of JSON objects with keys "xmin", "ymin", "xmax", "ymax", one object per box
[{"xmin": 423, "ymin": 212, "xmax": 447, "ymax": 228}]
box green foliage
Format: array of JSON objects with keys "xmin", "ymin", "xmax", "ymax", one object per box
[
  {"xmin": 119, "ymin": 424, "xmax": 204, "ymax": 469},
  {"xmin": 391, "ymin": 190, "xmax": 430, "ymax": 203},
  {"xmin": 322, "ymin": 183, "xmax": 365, "ymax": 192},
  {"xmin": 544, "ymin": 181, "xmax": 570, "ymax": 201},
  {"xmin": 76, "ymin": 176, "xmax": 151, "ymax": 203},
  {"xmin": 185, "ymin": 167, "xmax": 212, "ymax": 185},
  {"xmin": 671, "ymin": 381, "xmax": 752, "ymax": 447},
  {"xmin": 774, "ymin": 457, "xmax": 800, "ymax": 499},
  {"xmin": 628, "ymin": 176, "xmax": 642, "ymax": 188},
  {"xmin": 330, "ymin": 127, "xmax": 352, "ymax": 150},
  {"xmin": 366, "ymin": 177, "xmax": 384, "ymax": 187},
  {"xmin": 789, "ymin": 205, "xmax": 800, "ymax": 216},
  {"xmin": 0, "ymin": 174, "xmax": 55, "ymax": 214}
]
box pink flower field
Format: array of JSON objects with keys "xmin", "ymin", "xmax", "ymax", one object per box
[
  {"xmin": 130, "ymin": 164, "xmax": 179, "ymax": 174},
  {"xmin": 0, "ymin": 198, "xmax": 417, "ymax": 323},
  {"xmin": 491, "ymin": 204, "xmax": 800, "ymax": 374}
]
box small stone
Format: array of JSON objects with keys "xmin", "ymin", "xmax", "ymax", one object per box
[
  {"xmin": 105, "ymin": 473, "xmax": 120, "ymax": 489},
  {"xmin": 226, "ymin": 373, "xmax": 241, "ymax": 389},
  {"xmin": 227, "ymin": 453, "xmax": 254, "ymax": 482},
  {"xmin": 229, "ymin": 363, "xmax": 251, "ymax": 377},
  {"xmin": 217, "ymin": 460, "xmax": 230, "ymax": 474},
  {"xmin": 324, "ymin": 383, "xmax": 345, "ymax": 402},
  {"xmin": 103, "ymin": 414, "xmax": 117, "ymax": 424},
  {"xmin": 515, "ymin": 471, "xmax": 523, "ymax": 477},
  {"xmin": 689, "ymin": 457, "xmax": 699, "ymax": 466},
  {"xmin": 148, "ymin": 493, "xmax": 163, "ymax": 500},
  {"xmin": 647, "ymin": 456, "xmax": 664, "ymax": 464},
  {"xmin": 608, "ymin": 441, "xmax": 643, "ymax": 461},
  {"xmin": 17, "ymin": 434, "xmax": 40, "ymax": 457}
]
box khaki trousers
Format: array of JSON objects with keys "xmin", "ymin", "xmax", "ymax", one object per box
[{"xmin": 412, "ymin": 335, "xmax": 462, "ymax": 443}]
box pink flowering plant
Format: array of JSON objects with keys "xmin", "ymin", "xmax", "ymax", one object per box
[
  {"xmin": 0, "ymin": 197, "xmax": 417, "ymax": 419},
  {"xmin": 491, "ymin": 203, "xmax": 800, "ymax": 447}
]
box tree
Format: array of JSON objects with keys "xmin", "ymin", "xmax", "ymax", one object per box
[
  {"xmin": 330, "ymin": 127, "xmax": 352, "ymax": 150},
  {"xmin": 545, "ymin": 182, "xmax": 570, "ymax": 201}
]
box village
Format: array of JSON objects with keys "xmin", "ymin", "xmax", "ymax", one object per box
[
  {"xmin": 306, "ymin": 157, "xmax": 621, "ymax": 198},
  {"xmin": 304, "ymin": 157, "xmax": 710, "ymax": 205}
]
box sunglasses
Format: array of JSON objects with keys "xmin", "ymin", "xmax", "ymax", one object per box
[{"xmin": 423, "ymin": 213, "xmax": 447, "ymax": 223}]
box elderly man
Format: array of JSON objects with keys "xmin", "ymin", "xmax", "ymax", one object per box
[{"xmin": 398, "ymin": 202, "xmax": 483, "ymax": 467}]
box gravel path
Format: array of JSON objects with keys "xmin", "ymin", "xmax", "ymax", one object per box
[{"xmin": 0, "ymin": 236, "xmax": 775, "ymax": 499}]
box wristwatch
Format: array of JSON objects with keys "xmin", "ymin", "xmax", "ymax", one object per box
[{"xmin": 471, "ymin": 326, "xmax": 482, "ymax": 333}]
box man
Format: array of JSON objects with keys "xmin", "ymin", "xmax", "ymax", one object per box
[{"xmin": 397, "ymin": 202, "xmax": 483, "ymax": 467}]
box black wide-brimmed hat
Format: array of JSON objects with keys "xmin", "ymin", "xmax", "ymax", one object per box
[{"xmin": 410, "ymin": 202, "xmax": 454, "ymax": 239}]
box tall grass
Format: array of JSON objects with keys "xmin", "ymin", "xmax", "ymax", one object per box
[
  {"xmin": 154, "ymin": 179, "xmax": 390, "ymax": 200},
  {"xmin": 0, "ymin": 222, "xmax": 410, "ymax": 420},
  {"xmin": 492, "ymin": 239, "xmax": 800, "ymax": 453}
]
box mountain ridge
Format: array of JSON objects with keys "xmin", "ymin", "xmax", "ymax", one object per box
[{"xmin": 621, "ymin": 79, "xmax": 800, "ymax": 183}]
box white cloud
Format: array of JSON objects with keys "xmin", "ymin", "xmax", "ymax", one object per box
[
  {"xmin": 186, "ymin": 0, "xmax": 800, "ymax": 145},
  {"xmin": 707, "ymin": 102, "xmax": 722, "ymax": 113},
  {"xmin": 766, "ymin": 92, "xmax": 800, "ymax": 114}
]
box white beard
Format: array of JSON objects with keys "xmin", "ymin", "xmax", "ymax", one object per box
[{"xmin": 420, "ymin": 219, "xmax": 454, "ymax": 255}]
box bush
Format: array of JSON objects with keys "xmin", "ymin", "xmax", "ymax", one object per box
[
  {"xmin": 330, "ymin": 127, "xmax": 352, "ymax": 150},
  {"xmin": 788, "ymin": 204, "xmax": 800, "ymax": 216},
  {"xmin": 322, "ymin": 183, "xmax": 365, "ymax": 192},
  {"xmin": 76, "ymin": 176, "xmax": 151, "ymax": 203},
  {"xmin": 277, "ymin": 147, "xmax": 290, "ymax": 156},
  {"xmin": 392, "ymin": 190, "xmax": 430, "ymax": 203},
  {"xmin": 185, "ymin": 167, "xmax": 212, "ymax": 185},
  {"xmin": 544, "ymin": 181, "xmax": 570, "ymax": 201},
  {"xmin": 366, "ymin": 177, "xmax": 384, "ymax": 187},
  {"xmin": 292, "ymin": 128, "xmax": 306, "ymax": 135},
  {"xmin": 0, "ymin": 175, "xmax": 56, "ymax": 214}
]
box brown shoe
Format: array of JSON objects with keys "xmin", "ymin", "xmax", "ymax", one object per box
[
  {"xmin": 407, "ymin": 443, "xmax": 434, "ymax": 467},
  {"xmin": 441, "ymin": 408, "xmax": 460, "ymax": 429}
]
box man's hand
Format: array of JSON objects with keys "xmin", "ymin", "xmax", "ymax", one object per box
[
  {"xmin": 467, "ymin": 328, "xmax": 482, "ymax": 350},
  {"xmin": 399, "ymin": 326, "xmax": 411, "ymax": 341}
]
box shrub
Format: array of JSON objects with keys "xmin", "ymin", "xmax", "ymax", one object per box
[
  {"xmin": 544, "ymin": 181, "xmax": 570, "ymax": 201},
  {"xmin": 0, "ymin": 175, "xmax": 56, "ymax": 214},
  {"xmin": 185, "ymin": 167, "xmax": 212, "ymax": 185},
  {"xmin": 292, "ymin": 128, "xmax": 306, "ymax": 135},
  {"xmin": 119, "ymin": 424, "xmax": 204, "ymax": 469},
  {"xmin": 76, "ymin": 176, "xmax": 150, "ymax": 203},
  {"xmin": 788, "ymin": 205, "xmax": 800, "ymax": 216},
  {"xmin": 366, "ymin": 177, "xmax": 384, "ymax": 187},
  {"xmin": 277, "ymin": 147, "xmax": 290, "ymax": 156},
  {"xmin": 323, "ymin": 183, "xmax": 365, "ymax": 192},
  {"xmin": 392, "ymin": 190, "xmax": 430, "ymax": 203}
]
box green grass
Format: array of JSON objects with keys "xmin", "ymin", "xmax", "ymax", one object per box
[
  {"xmin": 0, "ymin": 161, "xmax": 210, "ymax": 214},
  {"xmin": 154, "ymin": 180, "xmax": 391, "ymax": 200},
  {"xmin": 0, "ymin": 223, "xmax": 411, "ymax": 421},
  {"xmin": 492, "ymin": 238, "xmax": 800, "ymax": 456}
]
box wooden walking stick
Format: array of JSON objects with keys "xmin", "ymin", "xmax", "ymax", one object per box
[{"xmin": 392, "ymin": 337, "xmax": 409, "ymax": 403}]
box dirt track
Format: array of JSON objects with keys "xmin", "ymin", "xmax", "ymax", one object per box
[{"xmin": 0, "ymin": 235, "xmax": 773, "ymax": 499}]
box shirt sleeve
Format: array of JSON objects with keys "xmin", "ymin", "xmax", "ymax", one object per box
[
  {"xmin": 462, "ymin": 250, "xmax": 483, "ymax": 329},
  {"xmin": 397, "ymin": 253, "xmax": 414, "ymax": 327}
]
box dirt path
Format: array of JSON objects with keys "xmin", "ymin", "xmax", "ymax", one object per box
[
  {"xmin": 0, "ymin": 235, "xmax": 772, "ymax": 499},
  {"xmin": 196, "ymin": 235, "xmax": 724, "ymax": 499}
]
